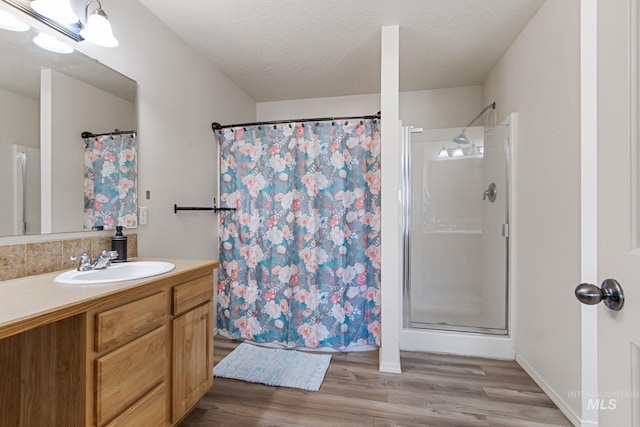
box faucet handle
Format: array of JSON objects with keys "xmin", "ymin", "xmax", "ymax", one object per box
[
  {"xmin": 71, "ymin": 253, "xmax": 91, "ymax": 271},
  {"xmin": 101, "ymin": 250, "xmax": 119, "ymax": 259},
  {"xmin": 70, "ymin": 252, "xmax": 89, "ymax": 262}
]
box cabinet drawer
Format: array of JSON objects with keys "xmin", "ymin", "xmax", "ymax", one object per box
[
  {"xmin": 103, "ymin": 383, "xmax": 166, "ymax": 427},
  {"xmin": 173, "ymin": 275, "xmax": 213, "ymax": 315},
  {"xmin": 96, "ymin": 326, "xmax": 166, "ymax": 425},
  {"xmin": 95, "ymin": 291, "xmax": 167, "ymax": 353}
]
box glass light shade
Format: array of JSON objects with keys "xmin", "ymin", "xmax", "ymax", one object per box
[
  {"xmin": 438, "ymin": 146, "xmax": 449, "ymax": 159},
  {"xmin": 31, "ymin": 0, "xmax": 79, "ymax": 24},
  {"xmin": 33, "ymin": 31, "xmax": 74, "ymax": 53},
  {"xmin": 0, "ymin": 9, "xmax": 30, "ymax": 31},
  {"xmin": 452, "ymin": 146, "xmax": 464, "ymax": 157},
  {"xmin": 80, "ymin": 10, "xmax": 118, "ymax": 47}
]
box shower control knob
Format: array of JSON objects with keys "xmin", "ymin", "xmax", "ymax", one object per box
[
  {"xmin": 483, "ymin": 183, "xmax": 497, "ymax": 202},
  {"xmin": 575, "ymin": 279, "xmax": 625, "ymax": 311}
]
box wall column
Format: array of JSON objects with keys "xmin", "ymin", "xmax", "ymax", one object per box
[{"xmin": 379, "ymin": 24, "xmax": 401, "ymax": 374}]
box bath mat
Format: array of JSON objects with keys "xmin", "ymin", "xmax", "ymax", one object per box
[{"xmin": 213, "ymin": 343, "xmax": 331, "ymax": 391}]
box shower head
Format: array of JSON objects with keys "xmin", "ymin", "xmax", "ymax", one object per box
[
  {"xmin": 452, "ymin": 102, "xmax": 496, "ymax": 145},
  {"xmin": 452, "ymin": 132, "xmax": 470, "ymax": 145}
]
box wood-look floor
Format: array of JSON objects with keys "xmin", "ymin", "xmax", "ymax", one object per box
[{"xmin": 179, "ymin": 337, "xmax": 571, "ymax": 427}]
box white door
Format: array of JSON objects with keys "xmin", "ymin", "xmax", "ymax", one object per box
[{"xmin": 588, "ymin": 0, "xmax": 640, "ymax": 425}]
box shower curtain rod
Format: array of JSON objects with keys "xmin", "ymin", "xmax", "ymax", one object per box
[
  {"xmin": 211, "ymin": 112, "xmax": 381, "ymax": 131},
  {"xmin": 81, "ymin": 129, "xmax": 136, "ymax": 138}
]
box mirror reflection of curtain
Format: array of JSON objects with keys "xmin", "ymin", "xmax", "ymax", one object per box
[
  {"xmin": 216, "ymin": 119, "xmax": 381, "ymax": 350},
  {"xmin": 83, "ymin": 132, "xmax": 137, "ymax": 230}
]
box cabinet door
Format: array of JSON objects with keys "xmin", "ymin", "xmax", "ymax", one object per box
[{"xmin": 172, "ymin": 301, "xmax": 213, "ymax": 423}]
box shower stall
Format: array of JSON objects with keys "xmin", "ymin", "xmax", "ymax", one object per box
[
  {"xmin": 401, "ymin": 113, "xmax": 514, "ymax": 357},
  {"xmin": 12, "ymin": 144, "xmax": 41, "ymax": 236}
]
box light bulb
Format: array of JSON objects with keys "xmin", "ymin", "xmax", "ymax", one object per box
[
  {"xmin": 0, "ymin": 9, "xmax": 30, "ymax": 31},
  {"xmin": 80, "ymin": 9, "xmax": 118, "ymax": 47},
  {"xmin": 33, "ymin": 32, "xmax": 74, "ymax": 53},
  {"xmin": 438, "ymin": 146, "xmax": 449, "ymax": 159}
]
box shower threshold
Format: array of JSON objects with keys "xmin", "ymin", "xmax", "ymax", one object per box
[{"xmin": 410, "ymin": 321, "xmax": 508, "ymax": 336}]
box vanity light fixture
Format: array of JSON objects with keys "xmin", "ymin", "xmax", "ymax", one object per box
[
  {"xmin": 0, "ymin": 8, "xmax": 29, "ymax": 31},
  {"xmin": 467, "ymin": 143, "xmax": 480, "ymax": 156},
  {"xmin": 79, "ymin": 0, "xmax": 118, "ymax": 47},
  {"xmin": 438, "ymin": 145, "xmax": 449, "ymax": 159},
  {"xmin": 33, "ymin": 31, "xmax": 74, "ymax": 53},
  {"xmin": 30, "ymin": 0, "xmax": 78, "ymax": 24}
]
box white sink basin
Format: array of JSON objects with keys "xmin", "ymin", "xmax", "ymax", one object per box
[{"xmin": 55, "ymin": 261, "xmax": 175, "ymax": 285}]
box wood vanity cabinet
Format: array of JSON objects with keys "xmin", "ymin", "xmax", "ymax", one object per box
[
  {"xmin": 89, "ymin": 268, "xmax": 215, "ymax": 427},
  {"xmin": 0, "ymin": 260, "xmax": 217, "ymax": 427}
]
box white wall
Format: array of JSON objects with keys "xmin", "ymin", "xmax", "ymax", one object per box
[
  {"xmin": 257, "ymin": 86, "xmax": 481, "ymax": 130},
  {"xmin": 257, "ymin": 93, "xmax": 380, "ymax": 121},
  {"xmin": 399, "ymin": 86, "xmax": 482, "ymax": 130},
  {"xmin": 0, "ymin": 88, "xmax": 39, "ymax": 149},
  {"xmin": 482, "ymin": 0, "xmax": 582, "ymax": 422},
  {"xmin": 0, "ymin": 0, "xmax": 256, "ymax": 257},
  {"xmin": 0, "ymin": 88, "xmax": 39, "ymax": 236},
  {"xmin": 41, "ymin": 69, "xmax": 135, "ymax": 234}
]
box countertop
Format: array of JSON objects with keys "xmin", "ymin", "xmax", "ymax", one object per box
[{"xmin": 0, "ymin": 258, "xmax": 219, "ymax": 340}]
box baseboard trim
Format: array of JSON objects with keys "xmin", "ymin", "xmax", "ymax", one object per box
[
  {"xmin": 379, "ymin": 362, "xmax": 402, "ymax": 374},
  {"xmin": 515, "ymin": 354, "xmax": 589, "ymax": 427}
]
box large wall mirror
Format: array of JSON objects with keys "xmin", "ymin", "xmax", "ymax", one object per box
[{"xmin": 0, "ymin": 3, "xmax": 137, "ymax": 237}]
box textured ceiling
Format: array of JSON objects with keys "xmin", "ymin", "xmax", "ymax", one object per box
[{"xmin": 138, "ymin": 0, "xmax": 545, "ymax": 102}]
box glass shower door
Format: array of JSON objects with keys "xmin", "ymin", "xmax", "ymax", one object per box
[{"xmin": 404, "ymin": 124, "xmax": 509, "ymax": 334}]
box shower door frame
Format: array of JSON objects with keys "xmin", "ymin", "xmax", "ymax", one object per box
[{"xmin": 402, "ymin": 122, "xmax": 511, "ymax": 336}]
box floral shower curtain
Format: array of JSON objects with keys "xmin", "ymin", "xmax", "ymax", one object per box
[
  {"xmin": 83, "ymin": 132, "xmax": 137, "ymax": 230},
  {"xmin": 215, "ymin": 118, "xmax": 381, "ymax": 350}
]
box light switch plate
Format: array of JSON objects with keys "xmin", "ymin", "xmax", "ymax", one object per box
[{"xmin": 139, "ymin": 207, "xmax": 148, "ymax": 225}]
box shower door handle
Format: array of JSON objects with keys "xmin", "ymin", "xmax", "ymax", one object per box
[{"xmin": 483, "ymin": 183, "xmax": 497, "ymax": 202}]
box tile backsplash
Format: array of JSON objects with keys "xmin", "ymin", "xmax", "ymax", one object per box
[{"xmin": 0, "ymin": 234, "xmax": 137, "ymax": 282}]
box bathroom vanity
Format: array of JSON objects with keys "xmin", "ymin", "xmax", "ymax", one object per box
[{"xmin": 0, "ymin": 258, "xmax": 218, "ymax": 427}]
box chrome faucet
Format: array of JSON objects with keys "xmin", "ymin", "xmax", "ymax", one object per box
[{"xmin": 71, "ymin": 250, "xmax": 118, "ymax": 271}]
